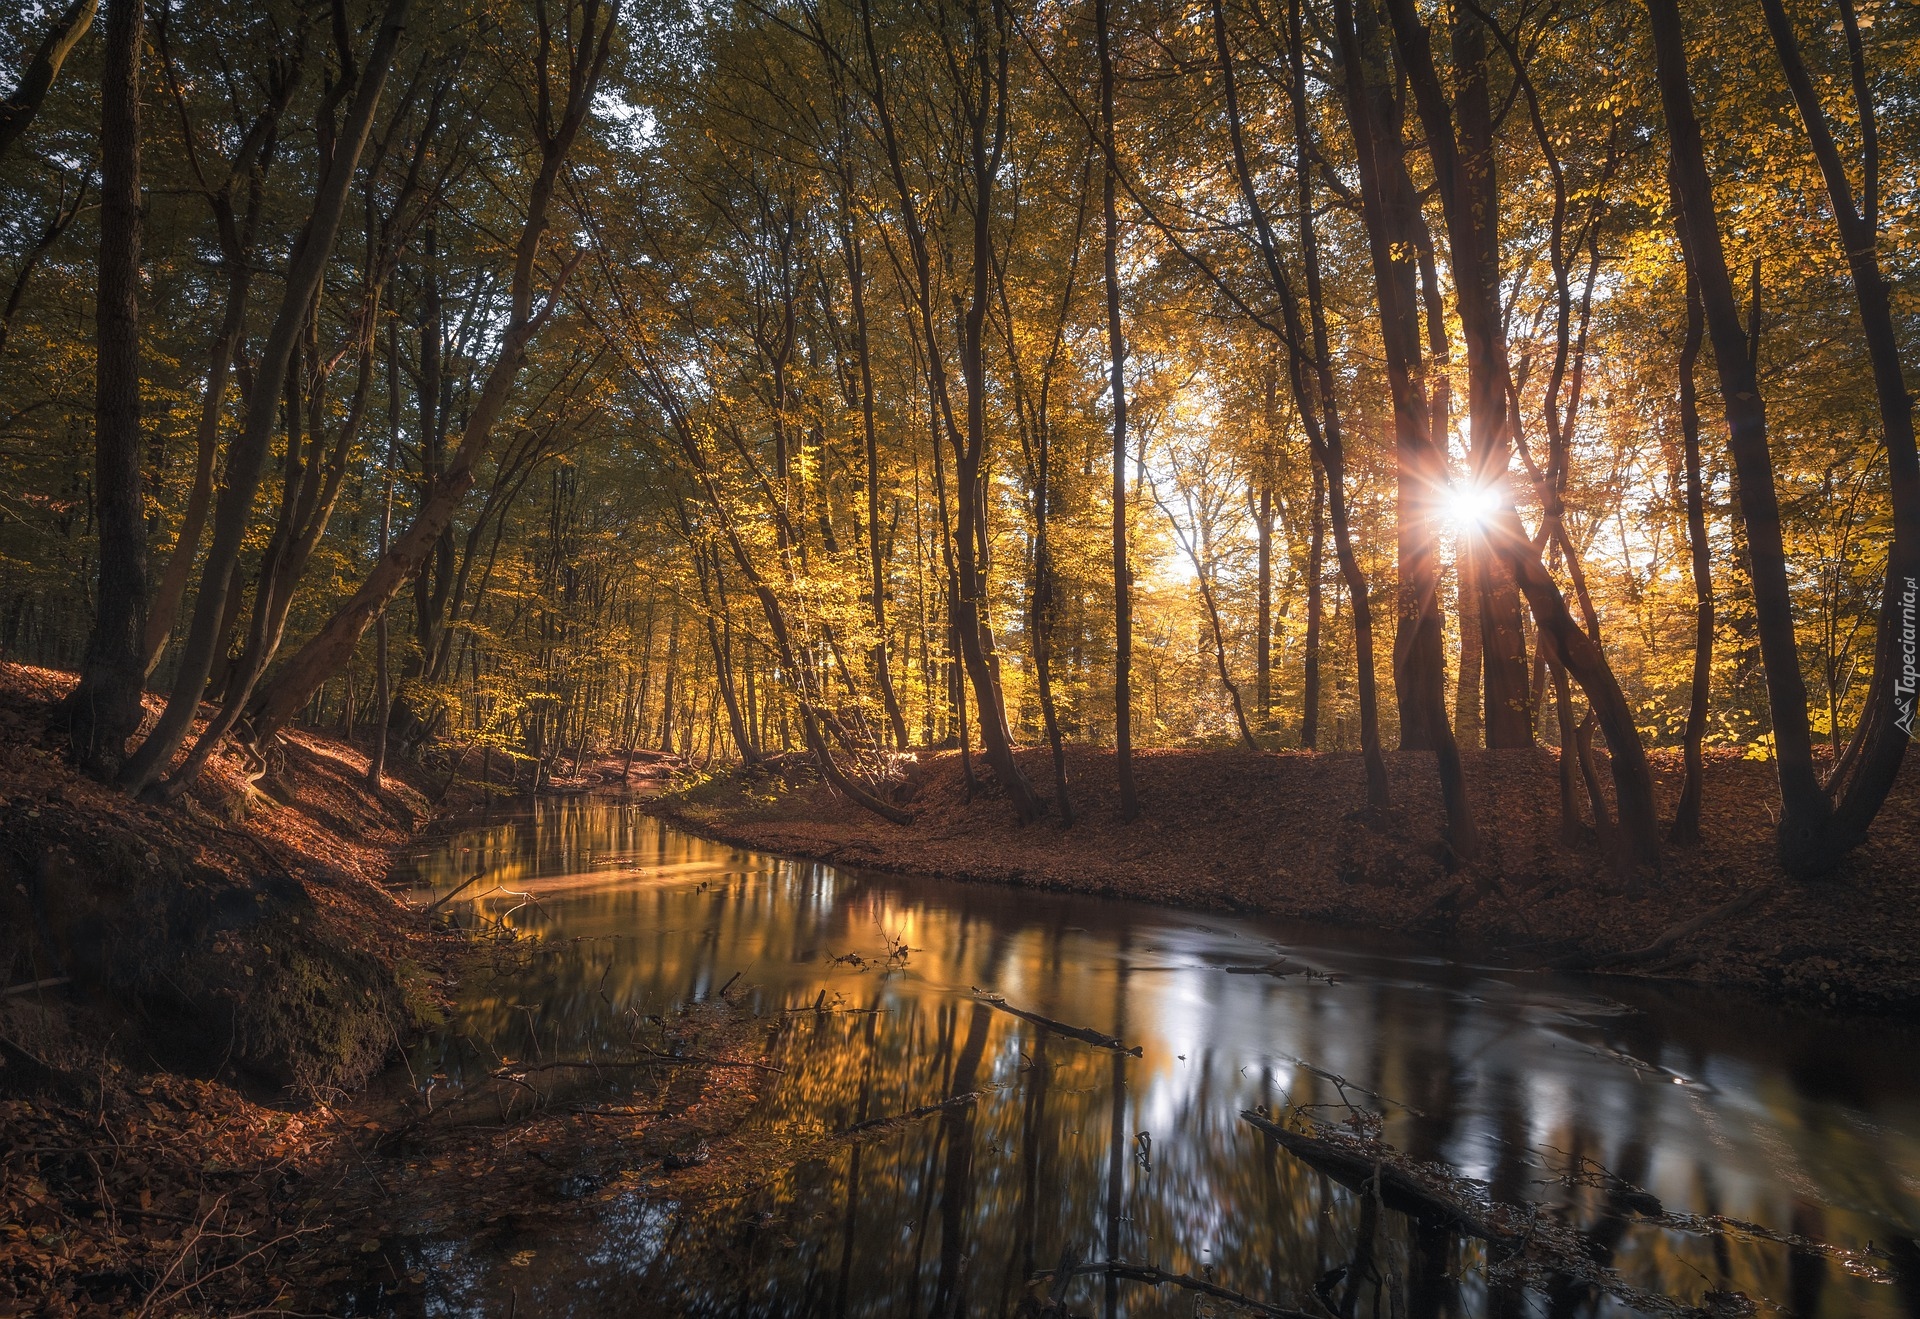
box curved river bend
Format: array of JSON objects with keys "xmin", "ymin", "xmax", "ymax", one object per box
[{"xmin": 376, "ymin": 798, "xmax": 1920, "ymax": 1317}]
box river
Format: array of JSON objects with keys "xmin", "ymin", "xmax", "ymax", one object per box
[{"xmin": 369, "ymin": 796, "xmax": 1920, "ymax": 1317}]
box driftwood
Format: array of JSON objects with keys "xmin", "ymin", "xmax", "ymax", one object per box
[{"xmin": 973, "ymin": 992, "xmax": 1142, "ymax": 1056}]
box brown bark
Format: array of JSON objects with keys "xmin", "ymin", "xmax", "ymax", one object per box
[
  {"xmin": 1648, "ymin": 0, "xmax": 1830, "ymax": 872},
  {"xmin": 1256, "ymin": 478, "xmax": 1273, "ymax": 729},
  {"xmin": 994, "ymin": 151, "xmax": 1089, "ymax": 824},
  {"xmin": 367, "ymin": 320, "xmax": 401, "ymax": 786},
  {"xmin": 1096, "ymin": 0, "xmax": 1137, "ymax": 821},
  {"xmin": 140, "ymin": 31, "xmax": 297, "ymax": 673},
  {"xmin": 65, "ymin": 0, "xmax": 148, "ymax": 775},
  {"xmin": 1672, "ymin": 267, "xmax": 1712, "ymax": 846}
]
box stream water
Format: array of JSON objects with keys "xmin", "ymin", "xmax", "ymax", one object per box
[{"xmin": 368, "ymin": 797, "xmax": 1920, "ymax": 1318}]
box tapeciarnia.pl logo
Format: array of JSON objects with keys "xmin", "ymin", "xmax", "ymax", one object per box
[{"xmin": 1899, "ymin": 576, "xmax": 1919, "ymax": 739}]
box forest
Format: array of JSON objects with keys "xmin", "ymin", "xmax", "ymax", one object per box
[
  {"xmin": 2, "ymin": 0, "xmax": 1919, "ymax": 1312},
  {"xmin": 1, "ymin": 0, "xmax": 1916, "ymax": 871}
]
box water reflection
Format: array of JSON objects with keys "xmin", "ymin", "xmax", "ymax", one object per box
[{"xmin": 386, "ymin": 798, "xmax": 1920, "ymax": 1317}]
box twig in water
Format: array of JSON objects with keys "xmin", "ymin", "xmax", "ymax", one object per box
[
  {"xmin": 425, "ymin": 870, "xmax": 488, "ymax": 914},
  {"xmin": 836, "ymin": 1092, "xmax": 980, "ymax": 1139},
  {"xmin": 972, "ymin": 991, "xmax": 1142, "ymax": 1056}
]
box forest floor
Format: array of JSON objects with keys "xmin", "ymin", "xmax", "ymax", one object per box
[
  {"xmin": 654, "ymin": 741, "xmax": 1920, "ymax": 1016},
  {"xmin": 0, "ymin": 663, "xmax": 765, "ymax": 1317}
]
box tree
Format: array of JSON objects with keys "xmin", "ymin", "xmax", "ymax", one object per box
[{"xmin": 62, "ymin": 0, "xmax": 146, "ymax": 775}]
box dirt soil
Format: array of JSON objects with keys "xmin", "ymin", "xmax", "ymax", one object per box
[
  {"xmin": 0, "ymin": 664, "xmax": 766, "ymax": 1316},
  {"xmin": 653, "ymin": 742, "xmax": 1920, "ymax": 1015}
]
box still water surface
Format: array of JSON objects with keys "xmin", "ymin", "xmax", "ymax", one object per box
[{"xmin": 382, "ymin": 797, "xmax": 1920, "ymax": 1317}]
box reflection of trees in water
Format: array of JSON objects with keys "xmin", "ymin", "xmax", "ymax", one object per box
[{"xmin": 395, "ymin": 806, "xmax": 1920, "ymax": 1317}]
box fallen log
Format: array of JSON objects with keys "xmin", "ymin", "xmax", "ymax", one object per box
[
  {"xmin": 1245, "ymin": 1110, "xmax": 1764, "ymax": 1317},
  {"xmin": 973, "ymin": 992, "xmax": 1142, "ymax": 1056},
  {"xmin": 1239, "ymin": 1110, "xmax": 1515, "ymax": 1242}
]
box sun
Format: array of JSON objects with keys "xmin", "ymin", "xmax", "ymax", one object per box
[{"xmin": 1442, "ymin": 481, "xmax": 1505, "ymax": 531}]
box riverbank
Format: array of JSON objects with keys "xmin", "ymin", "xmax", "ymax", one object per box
[
  {"xmin": 652, "ymin": 743, "xmax": 1920, "ymax": 1014},
  {"xmin": 0, "ymin": 663, "xmax": 758, "ymax": 1315}
]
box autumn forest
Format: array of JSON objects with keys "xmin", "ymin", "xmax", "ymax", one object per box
[{"xmin": 2, "ymin": 0, "xmax": 1920, "ymax": 1310}]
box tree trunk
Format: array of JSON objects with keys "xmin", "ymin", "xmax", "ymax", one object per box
[
  {"xmin": 1383, "ymin": 0, "xmax": 1532, "ymax": 749},
  {"xmin": 843, "ymin": 205, "xmax": 910, "ymax": 751},
  {"xmin": 141, "ymin": 230, "xmax": 252, "ymax": 674},
  {"xmin": 1098, "ymin": 0, "xmax": 1139, "ymax": 821},
  {"xmin": 1302, "ymin": 458, "xmax": 1323, "ymax": 749},
  {"xmin": 368, "ymin": 320, "xmax": 401, "ymax": 787},
  {"xmin": 65, "ymin": 0, "xmax": 148, "ymax": 775},
  {"xmin": 694, "ymin": 541, "xmax": 756, "ymax": 762},
  {"xmin": 1328, "ymin": 0, "xmax": 1473, "ymax": 853},
  {"xmin": 1648, "ymin": 0, "xmax": 1830, "ymax": 872},
  {"xmin": 657, "ymin": 605, "xmax": 680, "ymax": 751},
  {"xmin": 1286, "ymin": 0, "xmax": 1385, "ymax": 804},
  {"xmin": 1758, "ymin": 0, "xmax": 1920, "ymax": 864},
  {"xmin": 1672, "ymin": 267, "xmax": 1712, "ymax": 845},
  {"xmin": 1255, "ymin": 362, "xmax": 1277, "ymax": 733},
  {"xmin": 117, "ymin": 0, "xmax": 412, "ymax": 793}
]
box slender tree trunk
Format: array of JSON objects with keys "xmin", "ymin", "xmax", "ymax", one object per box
[
  {"xmin": 1648, "ymin": 0, "xmax": 1829, "ymax": 871},
  {"xmin": 694, "ymin": 542, "xmax": 756, "ymax": 762},
  {"xmin": 844, "ymin": 207, "xmax": 910, "ymax": 750},
  {"xmin": 1759, "ymin": 0, "xmax": 1920, "ymax": 861},
  {"xmin": 118, "ymin": 0, "xmax": 411, "ymax": 793},
  {"xmin": 657, "ymin": 605, "xmax": 680, "ymax": 751},
  {"xmin": 368, "ymin": 320, "xmax": 401, "ymax": 787},
  {"xmin": 1097, "ymin": 0, "xmax": 1138, "ymax": 821},
  {"xmin": 1302, "ymin": 457, "xmax": 1323, "ymax": 749},
  {"xmin": 1256, "ymin": 370, "xmax": 1275, "ymax": 730},
  {"xmin": 65, "ymin": 0, "xmax": 148, "ymax": 775},
  {"xmin": 1671, "ymin": 268, "xmax": 1712, "ymax": 845},
  {"xmin": 1256, "ymin": 479, "xmax": 1273, "ymax": 729},
  {"xmin": 141, "ymin": 198, "xmax": 258, "ymax": 673},
  {"xmin": 1454, "ymin": 529, "xmax": 1483, "ymax": 747}
]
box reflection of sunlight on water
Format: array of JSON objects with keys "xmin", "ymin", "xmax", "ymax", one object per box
[{"xmin": 379, "ymin": 799, "xmax": 1920, "ymax": 1317}]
